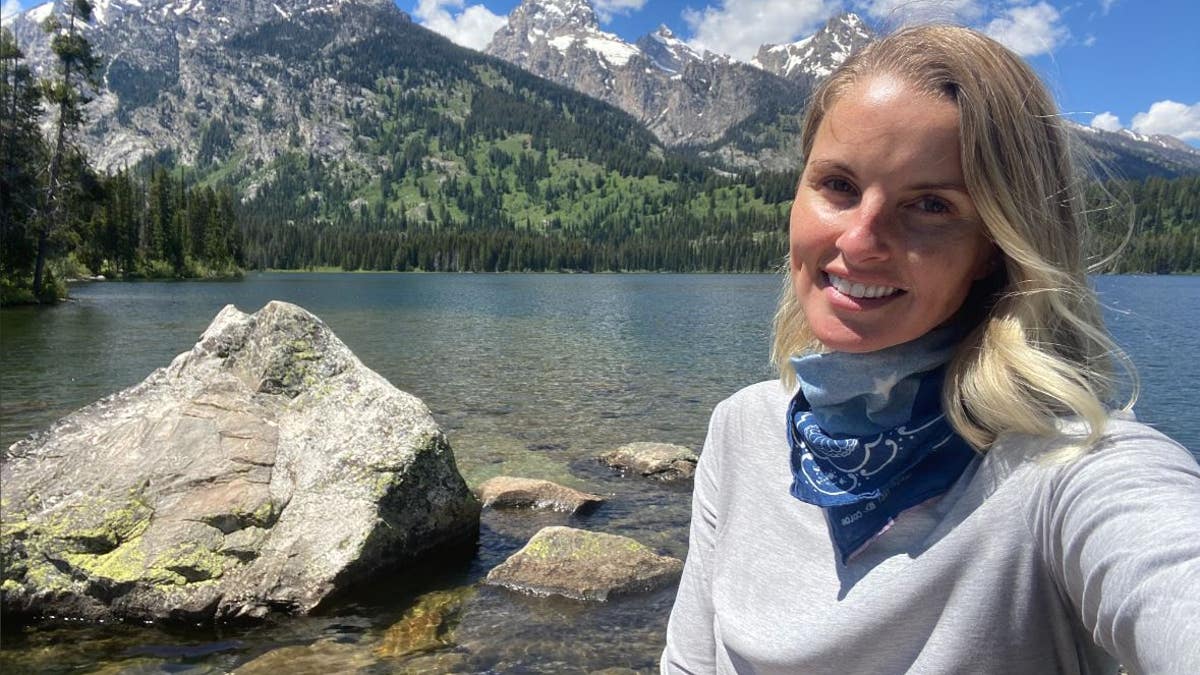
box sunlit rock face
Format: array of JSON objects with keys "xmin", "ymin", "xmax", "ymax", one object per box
[
  {"xmin": 4, "ymin": 0, "xmax": 399, "ymax": 172},
  {"xmin": 0, "ymin": 300, "xmax": 480, "ymax": 624}
]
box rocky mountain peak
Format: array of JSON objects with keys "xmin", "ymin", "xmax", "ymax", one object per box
[
  {"xmin": 504, "ymin": 0, "xmax": 601, "ymax": 35},
  {"xmin": 488, "ymin": 0, "xmax": 640, "ymax": 73},
  {"xmin": 486, "ymin": 0, "xmax": 809, "ymax": 155},
  {"xmin": 635, "ymin": 23, "xmax": 701, "ymax": 73},
  {"xmin": 752, "ymin": 12, "xmax": 873, "ymax": 81}
]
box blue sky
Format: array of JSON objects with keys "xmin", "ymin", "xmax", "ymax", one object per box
[{"xmin": 5, "ymin": 0, "xmax": 1197, "ymax": 144}]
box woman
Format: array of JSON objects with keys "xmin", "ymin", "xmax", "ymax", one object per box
[{"xmin": 662, "ymin": 25, "xmax": 1200, "ymax": 674}]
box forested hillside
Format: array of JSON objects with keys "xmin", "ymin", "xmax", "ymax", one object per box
[{"xmin": 1086, "ymin": 176, "xmax": 1200, "ymax": 273}]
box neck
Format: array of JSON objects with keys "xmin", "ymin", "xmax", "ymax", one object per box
[{"xmin": 790, "ymin": 325, "xmax": 961, "ymax": 435}]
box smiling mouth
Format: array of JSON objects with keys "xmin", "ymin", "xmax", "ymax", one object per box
[{"xmin": 825, "ymin": 273, "xmax": 902, "ymax": 299}]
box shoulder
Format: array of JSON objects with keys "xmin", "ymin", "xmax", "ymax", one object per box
[
  {"xmin": 967, "ymin": 414, "xmax": 1198, "ymax": 533},
  {"xmin": 698, "ymin": 380, "xmax": 793, "ymax": 473},
  {"xmin": 990, "ymin": 413, "xmax": 1198, "ymax": 483},
  {"xmin": 712, "ymin": 379, "xmax": 794, "ymax": 422},
  {"xmin": 1055, "ymin": 415, "xmax": 1199, "ymax": 495},
  {"xmin": 985, "ymin": 413, "xmax": 1200, "ymax": 553}
]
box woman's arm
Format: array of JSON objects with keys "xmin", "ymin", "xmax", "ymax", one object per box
[
  {"xmin": 1036, "ymin": 421, "xmax": 1200, "ymax": 674},
  {"xmin": 661, "ymin": 400, "xmax": 728, "ymax": 674}
]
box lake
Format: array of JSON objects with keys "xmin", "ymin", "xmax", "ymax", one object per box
[{"xmin": 1, "ymin": 273, "xmax": 1197, "ymax": 672}]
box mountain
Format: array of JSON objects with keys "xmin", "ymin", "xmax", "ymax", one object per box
[
  {"xmin": 7, "ymin": 0, "xmax": 1198, "ymax": 186},
  {"xmin": 485, "ymin": 0, "xmax": 810, "ymax": 153},
  {"xmin": 6, "ymin": 0, "xmax": 410, "ymax": 171},
  {"xmin": 751, "ymin": 13, "xmax": 873, "ymax": 84},
  {"xmin": 484, "ymin": 1, "xmax": 1200, "ymax": 177},
  {"xmin": 4, "ymin": 0, "xmax": 791, "ymax": 273},
  {"xmin": 635, "ymin": 24, "xmax": 700, "ymax": 74},
  {"xmin": 4, "ymin": 0, "xmax": 689, "ymax": 178},
  {"xmin": 1068, "ymin": 123, "xmax": 1200, "ymax": 180}
]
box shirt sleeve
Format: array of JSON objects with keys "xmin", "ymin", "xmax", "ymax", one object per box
[
  {"xmin": 1035, "ymin": 421, "xmax": 1200, "ymax": 675},
  {"xmin": 661, "ymin": 399, "xmax": 728, "ymax": 674}
]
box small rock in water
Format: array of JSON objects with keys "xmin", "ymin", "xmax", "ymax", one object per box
[
  {"xmin": 484, "ymin": 526, "xmax": 683, "ymax": 601},
  {"xmin": 476, "ymin": 476, "xmax": 605, "ymax": 513},
  {"xmin": 598, "ymin": 442, "xmax": 698, "ymax": 481}
]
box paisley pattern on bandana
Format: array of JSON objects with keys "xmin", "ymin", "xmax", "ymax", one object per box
[{"xmin": 787, "ymin": 358, "xmax": 978, "ymax": 564}]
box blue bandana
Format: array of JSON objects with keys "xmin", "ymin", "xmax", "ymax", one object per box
[{"xmin": 787, "ymin": 328, "xmax": 977, "ymax": 563}]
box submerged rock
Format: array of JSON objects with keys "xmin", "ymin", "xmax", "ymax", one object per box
[
  {"xmin": 374, "ymin": 587, "xmax": 474, "ymax": 659},
  {"xmin": 598, "ymin": 442, "xmax": 698, "ymax": 481},
  {"xmin": 0, "ymin": 301, "xmax": 480, "ymax": 623},
  {"xmin": 234, "ymin": 639, "xmax": 374, "ymax": 675},
  {"xmin": 476, "ymin": 476, "xmax": 605, "ymax": 513},
  {"xmin": 484, "ymin": 526, "xmax": 682, "ymax": 601}
]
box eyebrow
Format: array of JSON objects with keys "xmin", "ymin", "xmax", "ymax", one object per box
[
  {"xmin": 806, "ymin": 159, "xmax": 857, "ymax": 178},
  {"xmin": 909, "ymin": 181, "xmax": 970, "ymax": 194},
  {"xmin": 806, "ymin": 159, "xmax": 970, "ymax": 194}
]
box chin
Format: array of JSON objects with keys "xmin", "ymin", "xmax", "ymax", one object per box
[{"xmin": 810, "ymin": 323, "xmax": 879, "ymax": 354}]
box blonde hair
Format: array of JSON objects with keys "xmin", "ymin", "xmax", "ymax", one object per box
[{"xmin": 771, "ymin": 25, "xmax": 1135, "ymax": 452}]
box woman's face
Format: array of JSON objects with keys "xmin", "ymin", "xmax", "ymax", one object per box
[{"xmin": 790, "ymin": 75, "xmax": 994, "ymax": 354}]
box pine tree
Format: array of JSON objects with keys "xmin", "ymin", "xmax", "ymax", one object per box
[
  {"xmin": 33, "ymin": 0, "xmax": 100, "ymax": 298},
  {"xmin": 0, "ymin": 28, "xmax": 44, "ymax": 292}
]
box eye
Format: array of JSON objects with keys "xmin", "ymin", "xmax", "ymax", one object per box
[
  {"xmin": 914, "ymin": 196, "xmax": 952, "ymax": 215},
  {"xmin": 824, "ymin": 178, "xmax": 856, "ymax": 194}
]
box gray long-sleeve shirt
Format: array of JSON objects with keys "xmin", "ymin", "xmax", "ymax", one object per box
[{"xmin": 662, "ymin": 380, "xmax": 1200, "ymax": 674}]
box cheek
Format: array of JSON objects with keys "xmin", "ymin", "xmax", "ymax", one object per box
[
  {"xmin": 970, "ymin": 241, "xmax": 999, "ymax": 281},
  {"xmin": 788, "ymin": 210, "xmax": 805, "ymax": 267},
  {"xmin": 925, "ymin": 261, "xmax": 983, "ymax": 317},
  {"xmin": 788, "ymin": 198, "xmax": 821, "ymax": 261}
]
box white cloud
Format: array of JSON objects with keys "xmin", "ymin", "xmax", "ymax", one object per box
[
  {"xmin": 684, "ymin": 0, "xmax": 839, "ymax": 61},
  {"xmin": 414, "ymin": 0, "xmax": 508, "ymax": 51},
  {"xmin": 1100, "ymin": 0, "xmax": 1118, "ymax": 15},
  {"xmin": 1131, "ymin": 100, "xmax": 1200, "ymax": 141},
  {"xmin": 1083, "ymin": 34, "xmax": 1096, "ymax": 47},
  {"xmin": 1090, "ymin": 112, "xmax": 1122, "ymax": 132},
  {"xmin": 983, "ymin": 2, "xmax": 1069, "ymax": 57},
  {"xmin": 1, "ymin": 0, "xmax": 23, "ymax": 23},
  {"xmin": 593, "ymin": 0, "xmax": 648, "ymax": 23},
  {"xmin": 852, "ymin": 0, "xmax": 984, "ymax": 25}
]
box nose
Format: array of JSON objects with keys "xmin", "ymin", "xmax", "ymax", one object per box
[{"xmin": 835, "ymin": 194, "xmax": 891, "ymax": 263}]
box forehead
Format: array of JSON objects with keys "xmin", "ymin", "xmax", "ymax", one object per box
[{"xmin": 810, "ymin": 75, "xmax": 963, "ymax": 176}]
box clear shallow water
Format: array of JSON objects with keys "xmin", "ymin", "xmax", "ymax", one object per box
[{"xmin": 1, "ymin": 273, "xmax": 1196, "ymax": 672}]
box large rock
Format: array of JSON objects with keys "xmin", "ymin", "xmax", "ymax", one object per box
[
  {"xmin": 598, "ymin": 442, "xmax": 697, "ymax": 481},
  {"xmin": 484, "ymin": 526, "xmax": 682, "ymax": 601},
  {"xmin": 0, "ymin": 301, "xmax": 480, "ymax": 623},
  {"xmin": 476, "ymin": 476, "xmax": 605, "ymax": 513}
]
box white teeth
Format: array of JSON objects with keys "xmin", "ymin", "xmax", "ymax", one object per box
[{"xmin": 827, "ymin": 274, "xmax": 899, "ymax": 299}]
